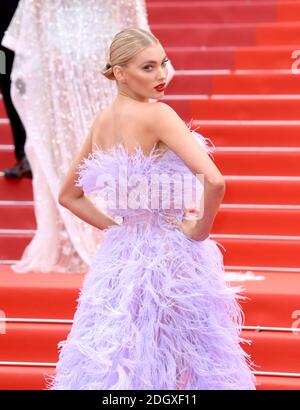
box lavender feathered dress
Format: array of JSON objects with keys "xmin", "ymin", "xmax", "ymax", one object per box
[{"xmin": 45, "ymin": 130, "xmax": 256, "ymax": 390}]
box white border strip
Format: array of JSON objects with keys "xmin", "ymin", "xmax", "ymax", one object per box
[
  {"xmin": 0, "ymin": 145, "xmax": 14, "ymax": 150},
  {"xmin": 153, "ymin": 21, "xmax": 300, "ymax": 29},
  {"xmin": 221, "ymin": 204, "xmax": 300, "ymax": 210},
  {"xmin": 166, "ymin": 45, "xmax": 297, "ymax": 52},
  {"xmin": 0, "ymin": 200, "xmax": 34, "ymax": 206},
  {"xmin": 164, "ymin": 94, "xmax": 300, "ymax": 100},
  {"xmin": 175, "ymin": 69, "xmax": 296, "ymax": 75},
  {"xmin": 1, "ymin": 229, "xmax": 300, "ymax": 240},
  {"xmin": 225, "ymin": 265, "xmax": 300, "ymax": 273},
  {"xmin": 1, "ymin": 263, "xmax": 299, "ymax": 273},
  {"xmin": 0, "ymin": 318, "xmax": 298, "ymax": 333},
  {"xmin": 254, "ymin": 371, "xmax": 300, "ymax": 378},
  {"xmin": 0, "ymin": 361, "xmax": 56, "ymax": 367},
  {"xmin": 244, "ymin": 326, "xmax": 300, "ymax": 333},
  {"xmin": 211, "ymin": 233, "xmax": 300, "ymax": 240},
  {"xmin": 193, "ymin": 120, "xmax": 300, "ymax": 125},
  {"xmin": 2, "ymin": 202, "xmax": 299, "ymax": 210},
  {"xmin": 225, "ymin": 175, "xmax": 300, "ymax": 180},
  {"xmin": 0, "ymin": 318, "xmax": 72, "ymax": 324},
  {"xmin": 4, "ymin": 145, "xmax": 300, "ymax": 153},
  {"xmin": 214, "ymin": 147, "xmax": 300, "ymax": 152},
  {"xmin": 0, "ymin": 361, "xmax": 298, "ymax": 378},
  {"xmin": 0, "ymin": 229, "xmax": 36, "ymax": 234},
  {"xmin": 2, "ymin": 173, "xmax": 300, "ymax": 181}
]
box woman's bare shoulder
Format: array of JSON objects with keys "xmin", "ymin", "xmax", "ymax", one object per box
[
  {"xmin": 146, "ymin": 101, "xmax": 177, "ymax": 114},
  {"xmin": 92, "ymin": 107, "xmax": 110, "ymax": 126},
  {"xmin": 145, "ymin": 101, "xmax": 187, "ymax": 135},
  {"xmin": 90, "ymin": 107, "xmax": 112, "ymax": 138},
  {"xmin": 146, "ymin": 101, "xmax": 183, "ymax": 124}
]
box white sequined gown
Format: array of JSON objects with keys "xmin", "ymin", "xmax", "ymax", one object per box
[{"xmin": 2, "ymin": 0, "xmax": 175, "ymax": 273}]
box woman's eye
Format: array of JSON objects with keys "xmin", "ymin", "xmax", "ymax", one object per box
[{"xmin": 143, "ymin": 59, "xmax": 169, "ymax": 71}]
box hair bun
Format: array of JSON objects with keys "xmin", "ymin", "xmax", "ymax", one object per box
[{"xmin": 101, "ymin": 61, "xmax": 115, "ymax": 81}]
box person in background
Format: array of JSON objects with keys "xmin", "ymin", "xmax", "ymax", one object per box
[
  {"xmin": 2, "ymin": 0, "xmax": 174, "ymax": 273},
  {"xmin": 0, "ymin": 0, "xmax": 31, "ymax": 178}
]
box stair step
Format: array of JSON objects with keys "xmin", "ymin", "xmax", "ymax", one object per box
[
  {"xmin": 223, "ymin": 177, "xmax": 300, "ymax": 205},
  {"xmin": 0, "ymin": 177, "xmax": 33, "ymax": 201},
  {"xmin": 149, "ymin": 0, "xmax": 271, "ymax": 2},
  {"xmin": 0, "ymin": 265, "xmax": 82, "ymax": 320},
  {"xmin": 0, "ymin": 149, "xmax": 16, "ymax": 169},
  {"xmin": 0, "ymin": 233, "xmax": 33, "ymax": 260},
  {"xmin": 149, "ymin": 0, "xmax": 298, "ymax": 2},
  {"xmin": 148, "ymin": 2, "xmax": 300, "ymax": 24},
  {"xmin": 234, "ymin": 271, "xmax": 300, "ymax": 328},
  {"xmin": 0, "ymin": 121, "xmax": 12, "ymax": 144},
  {"xmin": 0, "ymin": 267, "xmax": 299, "ymax": 328},
  {"xmin": 0, "ymin": 175, "xmax": 299, "ymax": 205},
  {"xmin": 148, "ymin": 2, "xmax": 279, "ymax": 24},
  {"xmin": 0, "ymin": 364, "xmax": 299, "ymax": 390},
  {"xmin": 1, "ymin": 235, "xmax": 299, "ymax": 267},
  {"xmin": 0, "ymin": 323, "xmax": 70, "ymax": 363},
  {"xmin": 3, "ymin": 74, "xmax": 300, "ymax": 119},
  {"xmin": 0, "ymin": 325, "xmax": 299, "ymax": 374},
  {"xmin": 243, "ymin": 330, "xmax": 300, "ymax": 374},
  {"xmin": 257, "ymin": 22, "xmax": 300, "ymax": 46},
  {"xmin": 168, "ymin": 72, "xmax": 300, "ymax": 95},
  {"xmin": 2, "ymin": 118, "xmax": 298, "ymax": 151},
  {"xmin": 166, "ymin": 45, "xmax": 296, "ymax": 70},
  {"xmin": 235, "ymin": 46, "xmax": 298, "ymax": 70},
  {"xmin": 0, "ymin": 204, "xmax": 35, "ymax": 229},
  {"xmin": 5, "ymin": 148, "xmax": 300, "ymax": 175},
  {"xmin": 0, "ymin": 366, "xmax": 54, "ymax": 390},
  {"xmin": 164, "ymin": 96, "xmax": 300, "ymax": 120},
  {"xmin": 12, "ymin": 147, "xmax": 300, "ymax": 177},
  {"xmin": 152, "ymin": 23, "xmax": 300, "ymax": 47},
  {"xmin": 221, "ymin": 238, "xmax": 300, "ymax": 268},
  {"xmin": 213, "ymin": 151, "xmax": 300, "ymax": 176},
  {"xmin": 0, "ymin": 104, "xmax": 7, "ymax": 118},
  {"xmin": 213, "ymin": 208, "xmax": 300, "ymax": 235},
  {"xmin": 1, "ymin": 204, "xmax": 299, "ymax": 236},
  {"xmin": 255, "ymin": 375, "xmax": 300, "ymax": 390}
]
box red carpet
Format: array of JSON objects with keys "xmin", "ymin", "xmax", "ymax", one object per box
[{"xmin": 0, "ymin": 0, "xmax": 300, "ymax": 390}]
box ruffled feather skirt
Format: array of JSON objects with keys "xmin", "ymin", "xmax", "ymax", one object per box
[{"xmin": 45, "ymin": 215, "xmax": 256, "ymax": 390}]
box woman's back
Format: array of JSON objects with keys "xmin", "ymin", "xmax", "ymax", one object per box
[{"xmin": 91, "ymin": 100, "xmax": 168, "ymax": 157}]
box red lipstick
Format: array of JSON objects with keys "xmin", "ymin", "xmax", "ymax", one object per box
[{"xmin": 154, "ymin": 82, "xmax": 166, "ymax": 92}]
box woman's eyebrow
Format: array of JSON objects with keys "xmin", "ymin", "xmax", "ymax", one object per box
[{"xmin": 141, "ymin": 56, "xmax": 168, "ymax": 64}]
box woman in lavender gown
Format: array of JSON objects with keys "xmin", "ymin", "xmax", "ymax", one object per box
[{"xmin": 46, "ymin": 28, "xmax": 256, "ymax": 390}]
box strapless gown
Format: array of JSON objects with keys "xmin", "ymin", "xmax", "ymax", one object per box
[{"xmin": 45, "ymin": 130, "xmax": 256, "ymax": 390}]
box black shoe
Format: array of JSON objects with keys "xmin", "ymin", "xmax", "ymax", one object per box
[{"xmin": 3, "ymin": 157, "xmax": 32, "ymax": 179}]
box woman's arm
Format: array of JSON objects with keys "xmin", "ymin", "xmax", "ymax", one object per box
[
  {"xmin": 58, "ymin": 125, "xmax": 119, "ymax": 231},
  {"xmin": 151, "ymin": 102, "xmax": 225, "ymax": 240}
]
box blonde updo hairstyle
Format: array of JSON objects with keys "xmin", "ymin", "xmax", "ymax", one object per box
[{"xmin": 101, "ymin": 28, "xmax": 160, "ymax": 81}]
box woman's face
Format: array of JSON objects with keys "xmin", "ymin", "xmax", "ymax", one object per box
[{"xmin": 116, "ymin": 43, "xmax": 169, "ymax": 102}]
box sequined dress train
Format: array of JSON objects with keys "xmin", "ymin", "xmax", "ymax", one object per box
[{"xmin": 1, "ymin": 0, "xmax": 174, "ymax": 272}]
